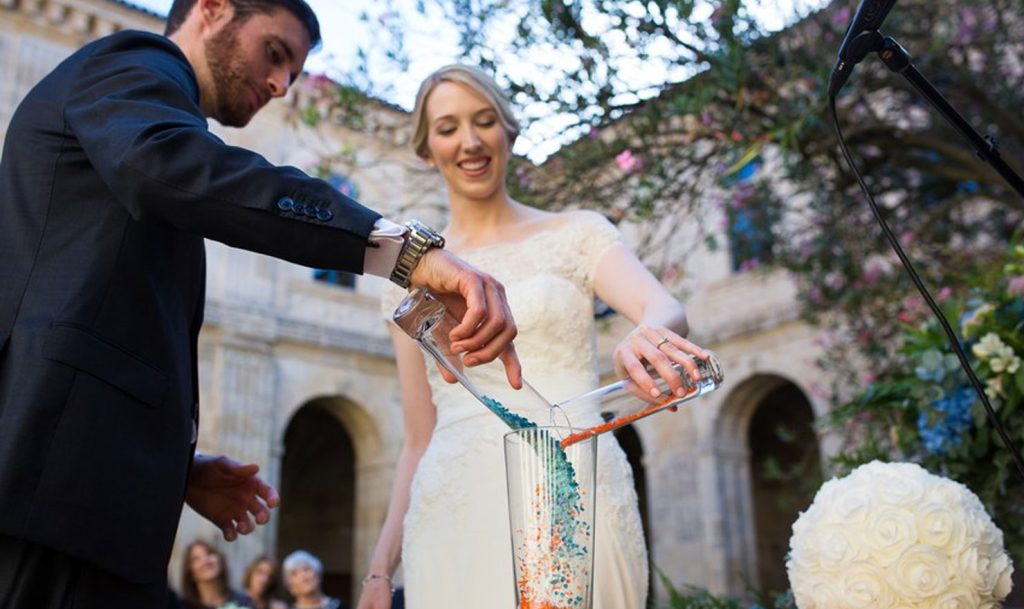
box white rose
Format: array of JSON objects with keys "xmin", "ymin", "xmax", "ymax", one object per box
[
  {"xmin": 963, "ymin": 510, "xmax": 999, "ymax": 547},
  {"xmin": 861, "ymin": 462, "xmax": 927, "ymax": 506},
  {"xmin": 916, "ymin": 502, "xmax": 966, "ymax": 553},
  {"xmin": 933, "ymin": 582, "xmax": 982, "ymax": 609},
  {"xmin": 892, "ymin": 544, "xmax": 953, "ymax": 600},
  {"xmin": 831, "ymin": 483, "xmax": 874, "ymax": 524},
  {"xmin": 988, "ymin": 550, "xmax": 1014, "ymax": 600},
  {"xmin": 792, "ymin": 576, "xmax": 839, "ymax": 609},
  {"xmin": 864, "ymin": 506, "xmax": 918, "ymax": 564},
  {"xmin": 957, "ymin": 543, "xmax": 988, "ymax": 590},
  {"xmin": 812, "ymin": 523, "xmax": 865, "ymax": 569},
  {"xmin": 838, "ymin": 563, "xmax": 896, "ymax": 609},
  {"xmin": 786, "ymin": 539, "xmax": 819, "ymax": 578}
]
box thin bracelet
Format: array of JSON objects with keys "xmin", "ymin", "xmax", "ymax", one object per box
[{"xmin": 361, "ymin": 573, "xmax": 394, "ymax": 591}]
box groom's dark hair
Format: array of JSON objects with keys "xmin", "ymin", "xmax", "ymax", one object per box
[{"xmin": 164, "ymin": 0, "xmax": 321, "ymax": 50}]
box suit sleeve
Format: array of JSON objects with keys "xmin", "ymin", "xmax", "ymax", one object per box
[{"xmin": 62, "ymin": 37, "xmax": 381, "ymax": 273}]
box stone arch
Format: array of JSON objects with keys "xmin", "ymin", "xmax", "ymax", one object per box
[
  {"xmin": 275, "ymin": 395, "xmax": 385, "ymax": 605},
  {"xmin": 709, "ymin": 373, "xmax": 819, "ymax": 596}
]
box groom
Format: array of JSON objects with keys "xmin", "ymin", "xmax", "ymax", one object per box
[{"xmin": 0, "ymin": 0, "xmax": 520, "ymax": 606}]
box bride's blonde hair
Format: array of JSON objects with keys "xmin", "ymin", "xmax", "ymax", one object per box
[{"xmin": 410, "ymin": 64, "xmax": 520, "ymax": 160}]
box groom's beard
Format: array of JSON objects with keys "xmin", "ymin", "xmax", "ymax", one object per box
[{"xmin": 205, "ymin": 21, "xmax": 256, "ymax": 128}]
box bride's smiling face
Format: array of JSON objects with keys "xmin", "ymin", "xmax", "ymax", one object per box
[{"xmin": 423, "ymin": 81, "xmax": 511, "ymax": 203}]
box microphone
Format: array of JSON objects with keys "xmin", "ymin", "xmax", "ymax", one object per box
[{"xmin": 828, "ymin": 0, "xmax": 898, "ymax": 97}]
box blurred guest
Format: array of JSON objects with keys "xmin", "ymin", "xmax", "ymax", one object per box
[
  {"xmin": 283, "ymin": 551, "xmax": 343, "ymax": 609},
  {"xmin": 181, "ymin": 540, "xmax": 254, "ymax": 609},
  {"xmin": 243, "ymin": 556, "xmax": 287, "ymax": 609}
]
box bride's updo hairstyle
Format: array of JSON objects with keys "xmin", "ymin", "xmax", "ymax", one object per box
[{"xmin": 411, "ymin": 64, "xmax": 521, "ymax": 160}]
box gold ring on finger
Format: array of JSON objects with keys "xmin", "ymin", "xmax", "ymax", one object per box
[{"xmin": 655, "ymin": 336, "xmax": 670, "ymax": 349}]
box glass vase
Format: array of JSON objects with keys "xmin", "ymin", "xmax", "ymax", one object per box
[{"xmin": 505, "ymin": 426, "xmax": 597, "ymax": 609}]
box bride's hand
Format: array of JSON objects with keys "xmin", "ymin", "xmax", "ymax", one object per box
[
  {"xmin": 613, "ymin": 325, "xmax": 708, "ymax": 402},
  {"xmin": 355, "ymin": 580, "xmax": 393, "ymax": 609}
]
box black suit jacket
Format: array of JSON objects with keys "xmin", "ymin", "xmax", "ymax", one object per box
[{"xmin": 0, "ymin": 31, "xmax": 381, "ymax": 583}]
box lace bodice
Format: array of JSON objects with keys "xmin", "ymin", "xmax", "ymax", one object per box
[
  {"xmin": 383, "ymin": 210, "xmax": 649, "ymax": 609},
  {"xmin": 382, "ymin": 210, "xmax": 623, "ymax": 429}
]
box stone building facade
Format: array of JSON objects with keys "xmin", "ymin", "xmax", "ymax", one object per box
[{"xmin": 0, "ymin": 0, "xmax": 835, "ymax": 604}]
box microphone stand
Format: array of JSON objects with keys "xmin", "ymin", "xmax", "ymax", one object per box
[
  {"xmin": 829, "ymin": 31, "xmax": 1024, "ymax": 481},
  {"xmin": 854, "ymin": 32, "xmax": 1024, "ymax": 198}
]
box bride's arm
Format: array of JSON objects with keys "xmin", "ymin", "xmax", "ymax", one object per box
[
  {"xmin": 593, "ymin": 243, "xmax": 707, "ymax": 399},
  {"xmin": 356, "ymin": 325, "xmax": 438, "ymax": 609}
]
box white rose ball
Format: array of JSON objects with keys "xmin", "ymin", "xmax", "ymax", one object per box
[{"xmin": 787, "ymin": 461, "xmax": 1014, "ymax": 609}]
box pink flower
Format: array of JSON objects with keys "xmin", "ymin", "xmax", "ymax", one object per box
[
  {"xmin": 615, "ymin": 149, "xmax": 643, "ymax": 173},
  {"xmin": 739, "ymin": 258, "xmax": 761, "ymax": 272},
  {"xmin": 936, "ymin": 286, "xmax": 953, "ymax": 302},
  {"xmin": 862, "ymin": 260, "xmax": 884, "ymax": 284},
  {"xmin": 1008, "ymin": 276, "xmax": 1024, "ymax": 296},
  {"xmin": 305, "ymin": 72, "xmax": 332, "ymax": 94},
  {"xmin": 832, "ymin": 6, "xmax": 852, "ymax": 29}
]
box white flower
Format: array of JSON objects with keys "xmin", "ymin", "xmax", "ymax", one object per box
[
  {"xmin": 972, "ymin": 332, "xmax": 1006, "ymax": 360},
  {"xmin": 915, "ymin": 503, "xmax": 966, "ymax": 553},
  {"xmin": 863, "ymin": 506, "xmax": 917, "ymax": 564},
  {"xmin": 961, "ymin": 304, "xmax": 994, "ymax": 338},
  {"xmin": 839, "ymin": 563, "xmax": 896, "ymax": 608},
  {"xmin": 788, "ymin": 461, "xmax": 1014, "ymax": 609},
  {"xmin": 990, "ymin": 350, "xmax": 1020, "ymax": 374},
  {"xmin": 933, "ymin": 582, "xmax": 981, "ymax": 609},
  {"xmin": 985, "ymin": 376, "xmax": 1004, "ymax": 400},
  {"xmin": 891, "ymin": 544, "xmax": 951, "ymax": 599}
]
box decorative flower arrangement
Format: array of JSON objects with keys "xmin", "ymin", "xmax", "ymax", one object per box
[
  {"xmin": 827, "ymin": 242, "xmax": 1024, "ymax": 567},
  {"xmin": 787, "ymin": 461, "xmax": 1014, "ymax": 609}
]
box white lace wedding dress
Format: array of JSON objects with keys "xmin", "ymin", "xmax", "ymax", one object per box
[{"xmin": 383, "ymin": 210, "xmax": 648, "ymax": 609}]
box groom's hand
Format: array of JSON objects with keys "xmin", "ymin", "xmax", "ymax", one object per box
[
  {"xmin": 185, "ymin": 453, "xmax": 280, "ymax": 542},
  {"xmin": 411, "ymin": 248, "xmax": 522, "ymax": 388}
]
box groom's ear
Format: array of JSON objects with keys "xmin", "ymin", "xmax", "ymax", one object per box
[{"xmin": 197, "ymin": 0, "xmax": 235, "ymax": 34}]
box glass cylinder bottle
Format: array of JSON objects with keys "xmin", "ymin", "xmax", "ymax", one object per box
[
  {"xmin": 553, "ymin": 352, "xmax": 724, "ymax": 447},
  {"xmin": 392, "ymin": 288, "xmax": 552, "ymax": 429}
]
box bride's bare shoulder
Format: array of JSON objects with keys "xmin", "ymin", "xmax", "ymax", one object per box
[{"xmin": 550, "ymin": 208, "xmax": 613, "ymax": 229}]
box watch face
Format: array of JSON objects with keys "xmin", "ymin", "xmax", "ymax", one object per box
[{"xmin": 409, "ymin": 221, "xmax": 445, "ymax": 248}]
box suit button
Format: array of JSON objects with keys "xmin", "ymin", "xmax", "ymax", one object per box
[
  {"xmin": 317, "ymin": 209, "xmax": 333, "ymax": 222},
  {"xmin": 304, "ymin": 206, "xmax": 318, "ymax": 218},
  {"xmin": 292, "ymin": 202, "xmax": 305, "ymax": 215},
  {"xmin": 277, "ymin": 197, "xmax": 294, "ymax": 211}
]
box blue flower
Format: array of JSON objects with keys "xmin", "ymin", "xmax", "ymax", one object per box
[{"xmin": 918, "ymin": 386, "xmax": 977, "ymax": 455}]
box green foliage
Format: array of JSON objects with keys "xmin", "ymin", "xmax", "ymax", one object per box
[
  {"xmin": 827, "ymin": 241, "xmax": 1024, "ymax": 558},
  {"xmin": 656, "ymin": 569, "xmax": 796, "ymax": 609}
]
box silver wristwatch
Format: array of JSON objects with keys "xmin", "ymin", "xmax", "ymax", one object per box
[{"xmin": 389, "ymin": 220, "xmax": 446, "ymax": 289}]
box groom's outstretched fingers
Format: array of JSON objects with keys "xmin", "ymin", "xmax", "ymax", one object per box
[{"xmin": 455, "ymin": 281, "xmax": 516, "ymax": 357}]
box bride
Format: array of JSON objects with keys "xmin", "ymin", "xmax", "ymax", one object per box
[{"xmin": 358, "ymin": 64, "xmax": 708, "ymax": 609}]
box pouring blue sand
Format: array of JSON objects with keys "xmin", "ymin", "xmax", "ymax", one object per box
[{"xmin": 485, "ymin": 395, "xmax": 592, "ymax": 608}]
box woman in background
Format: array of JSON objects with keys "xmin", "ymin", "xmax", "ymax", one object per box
[
  {"xmin": 242, "ymin": 556, "xmax": 287, "ymax": 609},
  {"xmin": 283, "ymin": 550, "xmax": 344, "ymax": 609},
  {"xmin": 180, "ymin": 540, "xmax": 253, "ymax": 609}
]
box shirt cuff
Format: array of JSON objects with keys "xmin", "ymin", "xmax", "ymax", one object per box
[{"xmin": 363, "ymin": 218, "xmax": 407, "ymax": 279}]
